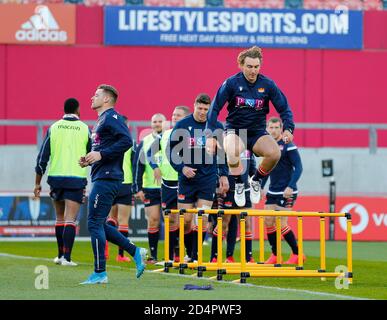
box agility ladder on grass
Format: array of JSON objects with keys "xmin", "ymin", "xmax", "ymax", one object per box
[{"xmin": 156, "ymin": 209, "xmax": 353, "ymax": 284}]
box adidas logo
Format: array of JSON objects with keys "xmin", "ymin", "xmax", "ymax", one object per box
[{"xmin": 15, "ymin": 5, "xmax": 67, "ymax": 42}]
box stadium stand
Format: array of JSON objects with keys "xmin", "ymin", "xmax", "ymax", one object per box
[
  {"xmin": 144, "ymin": 0, "xmax": 184, "ymax": 6},
  {"xmin": 0, "ymin": 0, "xmax": 387, "ymax": 10},
  {"xmin": 82, "ymin": 0, "xmax": 125, "ymax": 6},
  {"xmin": 303, "ymin": 0, "xmax": 383, "ymax": 10},
  {"xmin": 363, "ymin": 0, "xmax": 383, "ymax": 10},
  {"xmin": 126, "ymin": 0, "xmax": 144, "ymax": 4},
  {"xmin": 285, "ymin": 0, "xmax": 303, "ymax": 8},
  {"xmin": 224, "ymin": 0, "xmax": 284, "ymax": 8},
  {"xmin": 0, "ymin": 0, "xmax": 384, "ymax": 9},
  {"xmin": 185, "ymin": 0, "xmax": 205, "ymax": 6},
  {"xmin": 205, "ymin": 0, "xmax": 224, "ymax": 6}
]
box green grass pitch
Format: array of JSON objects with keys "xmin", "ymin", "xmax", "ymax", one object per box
[{"xmin": 0, "ymin": 240, "xmax": 386, "ymax": 300}]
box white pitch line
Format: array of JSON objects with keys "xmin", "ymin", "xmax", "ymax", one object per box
[
  {"xmin": 0, "ymin": 253, "xmax": 369, "ymax": 301},
  {"xmin": 153, "ymin": 270, "xmax": 369, "ymax": 301}
]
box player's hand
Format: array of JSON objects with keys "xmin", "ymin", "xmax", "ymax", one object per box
[
  {"xmin": 135, "ymin": 191, "xmax": 145, "ymax": 202},
  {"xmin": 79, "ymin": 156, "xmax": 90, "ymax": 168},
  {"xmin": 85, "ymin": 151, "xmax": 102, "ymax": 165},
  {"xmin": 218, "ymin": 176, "xmax": 229, "ymax": 195},
  {"xmin": 182, "ymin": 166, "xmax": 197, "ymax": 179},
  {"xmin": 153, "ymin": 168, "xmax": 162, "ymax": 185},
  {"xmin": 205, "ymin": 137, "xmax": 216, "ymax": 155},
  {"xmin": 33, "ymin": 184, "xmax": 42, "ymax": 199},
  {"xmin": 282, "ymin": 130, "xmax": 294, "ymax": 144},
  {"xmin": 283, "ymin": 187, "xmax": 293, "ymax": 198}
]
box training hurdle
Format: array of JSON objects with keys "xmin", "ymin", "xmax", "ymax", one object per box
[{"xmin": 157, "ymin": 209, "xmax": 353, "ymax": 284}]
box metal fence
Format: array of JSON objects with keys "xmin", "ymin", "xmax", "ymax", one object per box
[{"xmin": 1, "ymin": 120, "xmax": 387, "ymax": 154}]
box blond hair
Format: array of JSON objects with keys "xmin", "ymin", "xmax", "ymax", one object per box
[{"xmin": 237, "ymin": 46, "xmax": 263, "ymax": 67}]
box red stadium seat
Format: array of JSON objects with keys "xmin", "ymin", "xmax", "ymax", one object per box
[
  {"xmin": 144, "ymin": 0, "xmax": 185, "ymax": 6},
  {"xmin": 185, "ymin": 0, "xmax": 205, "ymax": 6},
  {"xmin": 304, "ymin": 0, "xmax": 368, "ymax": 10},
  {"xmin": 1, "ymin": 0, "xmax": 382, "ymax": 9},
  {"xmin": 83, "ymin": 0, "xmax": 125, "ymax": 5},
  {"xmin": 363, "ymin": 0, "xmax": 383, "ymax": 10},
  {"xmin": 224, "ymin": 0, "xmax": 285, "ymax": 9},
  {"xmin": 3, "ymin": 0, "xmax": 65, "ymax": 3}
]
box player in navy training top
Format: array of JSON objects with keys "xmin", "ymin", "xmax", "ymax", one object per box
[
  {"xmin": 205, "ymin": 46, "xmax": 295, "ymax": 209},
  {"xmin": 78, "ymin": 84, "xmax": 147, "ymax": 285},
  {"xmin": 168, "ymin": 93, "xmax": 229, "ymax": 262},
  {"xmin": 105, "ymin": 115, "xmax": 136, "ymax": 263},
  {"xmin": 261, "ymin": 117, "xmax": 304, "ymax": 265}
]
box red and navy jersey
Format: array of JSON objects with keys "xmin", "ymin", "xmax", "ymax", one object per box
[
  {"xmin": 261, "ymin": 140, "xmax": 303, "ymax": 195},
  {"xmin": 206, "ymin": 72, "xmax": 295, "ymax": 134},
  {"xmin": 90, "ymin": 108, "xmax": 133, "ymax": 182},
  {"xmin": 168, "ymin": 114, "xmax": 226, "ymax": 182}
]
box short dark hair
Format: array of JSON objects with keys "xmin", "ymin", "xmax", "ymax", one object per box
[
  {"xmin": 195, "ymin": 93, "xmax": 211, "ymax": 105},
  {"xmin": 98, "ymin": 84, "xmax": 118, "ymax": 104},
  {"xmin": 64, "ymin": 98, "xmax": 79, "ymax": 114}
]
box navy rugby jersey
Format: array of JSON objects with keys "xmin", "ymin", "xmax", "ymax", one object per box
[
  {"xmin": 90, "ymin": 108, "xmax": 133, "ymax": 182},
  {"xmin": 261, "ymin": 140, "xmax": 303, "ymax": 195},
  {"xmin": 168, "ymin": 114, "xmax": 227, "ymax": 182},
  {"xmin": 206, "ymin": 72, "xmax": 295, "ymax": 134}
]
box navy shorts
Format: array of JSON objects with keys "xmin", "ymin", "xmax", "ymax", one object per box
[
  {"xmin": 161, "ymin": 181, "xmax": 178, "ymax": 210},
  {"xmin": 178, "ymin": 178, "xmax": 217, "ymax": 204},
  {"xmin": 50, "ymin": 188, "xmax": 85, "ymax": 204},
  {"xmin": 112, "ymin": 183, "xmax": 133, "ymax": 206},
  {"xmin": 226, "ymin": 128, "xmax": 269, "ymax": 152},
  {"xmin": 265, "ymin": 193, "xmax": 298, "ymax": 208},
  {"xmin": 143, "ymin": 188, "xmax": 161, "ymax": 208}
]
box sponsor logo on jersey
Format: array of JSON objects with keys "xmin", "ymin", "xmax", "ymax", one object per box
[{"xmin": 235, "ymin": 96, "xmax": 264, "ymax": 111}]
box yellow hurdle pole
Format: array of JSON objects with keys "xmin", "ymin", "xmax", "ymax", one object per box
[
  {"xmin": 217, "ymin": 214, "xmax": 223, "ymax": 271},
  {"xmin": 346, "ymin": 214, "xmax": 353, "ymax": 284},
  {"xmin": 164, "ymin": 211, "xmax": 170, "ymax": 263},
  {"xmin": 276, "ymin": 216, "xmax": 282, "ymax": 265},
  {"xmin": 240, "ymin": 215, "xmax": 247, "ymax": 272},
  {"xmin": 297, "ymin": 216, "xmax": 303, "ymax": 269},
  {"xmin": 240, "ymin": 212, "xmax": 248, "ymax": 283},
  {"xmin": 169, "ymin": 209, "xmax": 346, "ymax": 218},
  {"xmin": 197, "ymin": 211, "xmax": 203, "ymax": 268},
  {"xmin": 179, "ymin": 213, "xmax": 185, "ymax": 272},
  {"xmin": 320, "ymin": 217, "xmax": 326, "ymax": 279},
  {"xmin": 259, "ymin": 216, "xmax": 265, "ymax": 263}
]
